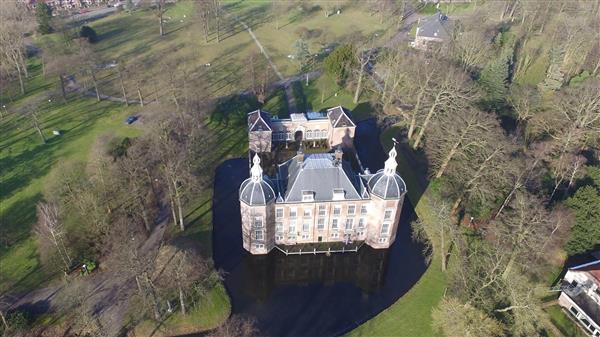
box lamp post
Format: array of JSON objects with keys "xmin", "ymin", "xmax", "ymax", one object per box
[{"xmin": 1, "ymin": 104, "xmax": 6, "ymax": 119}]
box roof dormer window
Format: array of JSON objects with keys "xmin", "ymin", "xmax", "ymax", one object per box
[
  {"xmin": 302, "ymin": 191, "xmax": 315, "ymax": 202},
  {"xmin": 332, "ymin": 188, "xmax": 345, "ymax": 200}
]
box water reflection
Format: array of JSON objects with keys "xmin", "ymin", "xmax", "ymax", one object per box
[{"xmin": 241, "ymin": 245, "xmax": 390, "ymax": 303}]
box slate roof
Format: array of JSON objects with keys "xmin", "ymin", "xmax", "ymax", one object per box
[
  {"xmin": 248, "ymin": 110, "xmax": 272, "ymax": 132},
  {"xmin": 417, "ymin": 12, "xmax": 452, "ymax": 40},
  {"xmin": 276, "ymin": 153, "xmax": 365, "ymax": 203},
  {"xmin": 327, "ymin": 106, "xmax": 355, "ymax": 128},
  {"xmin": 564, "ymin": 284, "xmax": 600, "ymax": 326},
  {"xmin": 239, "ymin": 177, "xmax": 277, "ymax": 205},
  {"xmin": 364, "ymin": 169, "xmax": 406, "ymax": 200}
]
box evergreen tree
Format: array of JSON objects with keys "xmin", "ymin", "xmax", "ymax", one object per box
[
  {"xmin": 565, "ymin": 170, "xmax": 600, "ymax": 255},
  {"xmin": 323, "ymin": 44, "xmax": 355, "ymax": 85},
  {"xmin": 36, "ymin": 2, "xmax": 53, "ymax": 34},
  {"xmin": 479, "ymin": 32, "xmax": 513, "ymax": 107}
]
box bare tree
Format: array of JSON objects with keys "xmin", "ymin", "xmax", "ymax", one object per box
[
  {"xmin": 76, "ymin": 39, "xmax": 102, "ymax": 101},
  {"xmin": 432, "ymin": 297, "xmax": 506, "ymax": 337},
  {"xmin": 35, "ymin": 201, "xmax": 72, "ymax": 271},
  {"xmin": 212, "ymin": 0, "xmax": 222, "ymax": 43},
  {"xmin": 195, "ymin": 0, "xmax": 212, "ymax": 43},
  {"xmin": 353, "ymin": 47, "xmax": 375, "ymax": 104},
  {"xmin": 411, "ymin": 197, "xmax": 456, "ymax": 272},
  {"xmin": 0, "ymin": 1, "xmax": 32, "ymax": 95},
  {"xmin": 427, "ymin": 107, "xmax": 500, "ymax": 179}
]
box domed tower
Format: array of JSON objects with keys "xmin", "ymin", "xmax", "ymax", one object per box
[
  {"xmin": 365, "ymin": 144, "xmax": 407, "ymax": 249},
  {"xmin": 239, "ymin": 154, "xmax": 277, "ymax": 254}
]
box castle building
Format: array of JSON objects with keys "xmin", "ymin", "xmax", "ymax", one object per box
[
  {"xmin": 248, "ymin": 106, "xmax": 355, "ymax": 153},
  {"xmin": 240, "ymin": 107, "xmax": 407, "ymax": 255}
]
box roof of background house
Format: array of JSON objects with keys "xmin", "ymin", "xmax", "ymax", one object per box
[
  {"xmin": 248, "ymin": 110, "xmax": 272, "ymax": 132},
  {"xmin": 570, "ymin": 259, "xmax": 600, "ymax": 284},
  {"xmin": 276, "ymin": 153, "xmax": 365, "ymax": 203},
  {"xmin": 327, "ymin": 106, "xmax": 355, "ymax": 128},
  {"xmin": 563, "ymin": 281, "xmax": 600, "ymax": 326},
  {"xmin": 417, "ymin": 12, "xmax": 452, "ymax": 40}
]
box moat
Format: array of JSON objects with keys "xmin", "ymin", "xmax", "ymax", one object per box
[{"xmin": 212, "ymin": 119, "xmax": 428, "ymax": 337}]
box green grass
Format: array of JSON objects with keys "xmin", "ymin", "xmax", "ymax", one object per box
[
  {"xmin": 134, "ymin": 283, "xmax": 231, "ymax": 337},
  {"xmin": 0, "ymin": 62, "xmax": 141, "ymax": 293},
  {"xmin": 545, "ymin": 305, "xmax": 587, "ymax": 337},
  {"xmin": 290, "ymin": 74, "xmax": 375, "ymax": 120}
]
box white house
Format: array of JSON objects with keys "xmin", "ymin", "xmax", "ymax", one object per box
[{"xmin": 558, "ymin": 259, "xmax": 600, "ymax": 336}]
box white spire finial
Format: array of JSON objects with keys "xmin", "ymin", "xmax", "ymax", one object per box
[
  {"xmin": 384, "ymin": 140, "xmax": 398, "ymax": 176},
  {"xmin": 251, "ymin": 154, "xmax": 263, "ymax": 182}
]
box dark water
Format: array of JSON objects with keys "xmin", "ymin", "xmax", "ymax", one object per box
[{"xmin": 212, "ymin": 119, "xmax": 428, "ymax": 337}]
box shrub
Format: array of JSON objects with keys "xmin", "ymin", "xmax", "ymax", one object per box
[
  {"xmin": 36, "ymin": 3, "xmax": 53, "ymax": 34},
  {"xmin": 80, "ymin": 25, "xmax": 98, "ymax": 43}
]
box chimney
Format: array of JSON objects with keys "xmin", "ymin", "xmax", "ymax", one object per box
[
  {"xmin": 334, "ymin": 146, "xmax": 343, "ymax": 166},
  {"xmin": 297, "ymin": 143, "xmax": 304, "ymax": 163}
]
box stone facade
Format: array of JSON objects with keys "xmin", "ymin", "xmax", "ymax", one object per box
[
  {"xmin": 248, "ymin": 106, "xmax": 356, "ymax": 153},
  {"xmin": 240, "ymin": 107, "xmax": 407, "ymax": 255}
]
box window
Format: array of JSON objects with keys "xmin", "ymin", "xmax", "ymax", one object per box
[
  {"xmin": 302, "ymin": 234, "xmax": 309, "ymax": 239},
  {"xmin": 378, "ymin": 237, "xmax": 387, "ymax": 243},
  {"xmin": 303, "ymin": 209, "xmax": 311, "ymax": 218},
  {"xmin": 381, "ymin": 223, "xmax": 390, "ymax": 235},
  {"xmin": 289, "ymin": 208, "xmax": 297, "ymax": 218},
  {"xmin": 306, "ymin": 130, "xmax": 313, "ymax": 139},
  {"xmin": 333, "ymin": 206, "xmax": 341, "ymax": 216},
  {"xmin": 253, "ymin": 216, "xmax": 263, "ymax": 228},
  {"xmin": 289, "ymin": 220, "xmax": 296, "ymax": 234},
  {"xmin": 358, "ymin": 218, "xmax": 365, "ymax": 228},
  {"xmin": 360, "ymin": 205, "xmax": 368, "ymax": 215},
  {"xmin": 345, "ymin": 218, "xmax": 354, "ymax": 230},
  {"xmin": 276, "ymin": 208, "xmax": 283, "ymax": 218},
  {"xmin": 332, "ymin": 218, "xmax": 339, "ymax": 230},
  {"xmin": 302, "ymin": 191, "xmax": 314, "ymax": 202},
  {"xmin": 317, "ymin": 218, "xmax": 325, "ymax": 230},
  {"xmin": 358, "ymin": 231, "xmax": 365, "ymax": 237},
  {"xmin": 276, "ymin": 235, "xmax": 283, "ymax": 241},
  {"xmin": 331, "ymin": 232, "xmax": 339, "ymax": 238},
  {"xmin": 384, "ymin": 209, "xmax": 393, "ymax": 220},
  {"xmin": 276, "ymin": 222, "xmax": 283, "ymax": 233},
  {"xmin": 254, "ymin": 243, "xmax": 264, "ymax": 249},
  {"xmin": 302, "ymin": 222, "xmax": 310, "ymax": 232},
  {"xmin": 254, "ymin": 230, "xmax": 263, "ymax": 240},
  {"xmin": 286, "ymin": 132, "xmax": 292, "ymax": 140},
  {"xmin": 318, "ymin": 205, "xmax": 326, "ymax": 216},
  {"xmin": 348, "ymin": 205, "xmax": 356, "ymax": 215},
  {"xmin": 569, "ymin": 306, "xmax": 579, "ymax": 316}
]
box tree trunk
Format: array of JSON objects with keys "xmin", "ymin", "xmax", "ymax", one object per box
[
  {"xmin": 216, "ymin": 9, "xmax": 220, "ymax": 42},
  {"xmin": 138, "ymin": 88, "xmax": 144, "ymax": 107},
  {"xmin": 502, "ymin": 252, "xmax": 516, "ymax": 280},
  {"xmin": 179, "ymin": 286, "xmax": 186, "ymax": 315},
  {"xmin": 451, "ymin": 196, "xmax": 463, "ymax": 215},
  {"xmin": 353, "ymin": 61, "xmax": 365, "ymax": 104},
  {"xmin": 440, "ymin": 225, "xmax": 446, "ymax": 272},
  {"xmin": 59, "ymin": 75, "xmax": 67, "ymax": 101},
  {"xmin": 32, "ymin": 113, "xmax": 47, "ymax": 144},
  {"xmin": 91, "ymin": 70, "xmax": 100, "ymax": 101},
  {"xmin": 144, "ymin": 274, "xmax": 161, "ymax": 321},
  {"xmin": 119, "ymin": 68, "xmax": 129, "ymax": 106},
  {"xmin": 159, "ymin": 14, "xmax": 164, "ymax": 36},
  {"xmin": 435, "ymin": 139, "xmax": 461, "ymax": 179},
  {"xmin": 413, "ymin": 97, "xmax": 441, "ymax": 149},
  {"xmin": 173, "ymin": 180, "xmax": 185, "ymax": 231},
  {"xmin": 16, "ymin": 61, "xmax": 25, "ymax": 95},
  {"xmin": 0, "ymin": 310, "xmax": 8, "ymax": 331}
]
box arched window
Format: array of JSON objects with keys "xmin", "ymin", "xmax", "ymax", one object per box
[{"xmin": 307, "ymin": 130, "xmax": 313, "ymax": 139}]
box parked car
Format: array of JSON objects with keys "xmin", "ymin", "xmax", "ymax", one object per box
[{"xmin": 125, "ymin": 116, "xmax": 138, "ymax": 124}]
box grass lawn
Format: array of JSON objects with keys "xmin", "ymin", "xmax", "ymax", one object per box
[
  {"xmin": 291, "ymin": 74, "xmax": 377, "ymax": 121},
  {"xmin": 545, "ymin": 305, "xmax": 587, "ymax": 337},
  {"xmin": 134, "ymin": 283, "xmax": 231, "ymax": 337},
  {"xmin": 0, "ymin": 84, "xmax": 139, "ymax": 293}
]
